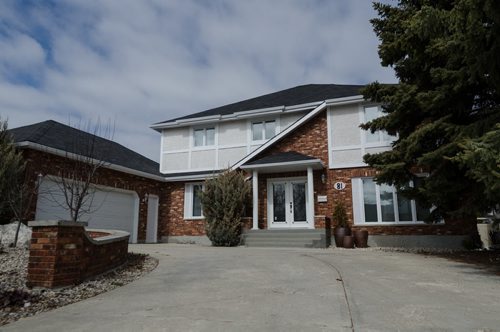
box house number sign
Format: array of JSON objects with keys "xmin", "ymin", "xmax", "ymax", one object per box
[{"xmin": 334, "ymin": 182, "xmax": 346, "ymax": 190}]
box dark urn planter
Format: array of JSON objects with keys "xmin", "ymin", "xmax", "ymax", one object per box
[
  {"xmin": 353, "ymin": 230, "xmax": 369, "ymax": 248},
  {"xmin": 343, "ymin": 235, "xmax": 354, "ymax": 249},
  {"xmin": 334, "ymin": 227, "xmax": 352, "ymax": 248},
  {"xmin": 491, "ymin": 231, "xmax": 500, "ymax": 246}
]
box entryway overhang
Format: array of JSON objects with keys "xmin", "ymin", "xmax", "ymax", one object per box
[
  {"xmin": 240, "ymin": 151, "xmax": 324, "ymax": 173},
  {"xmin": 240, "ymin": 151, "xmax": 323, "ymax": 230}
]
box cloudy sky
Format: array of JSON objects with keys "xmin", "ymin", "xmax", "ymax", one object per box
[{"xmin": 0, "ymin": 0, "xmax": 396, "ymax": 162}]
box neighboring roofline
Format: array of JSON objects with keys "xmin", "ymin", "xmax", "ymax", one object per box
[
  {"xmin": 150, "ymin": 100, "xmax": 325, "ymax": 131},
  {"xmin": 15, "ymin": 141, "xmax": 166, "ymax": 182},
  {"xmin": 240, "ymin": 159, "xmax": 324, "ymax": 171},
  {"xmin": 231, "ymin": 95, "xmax": 364, "ymax": 170}
]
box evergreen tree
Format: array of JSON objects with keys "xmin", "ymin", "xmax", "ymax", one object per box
[
  {"xmin": 201, "ymin": 170, "xmax": 250, "ymax": 246},
  {"xmin": 0, "ymin": 118, "xmax": 25, "ymax": 222},
  {"xmin": 363, "ymin": 0, "xmax": 500, "ymax": 222}
]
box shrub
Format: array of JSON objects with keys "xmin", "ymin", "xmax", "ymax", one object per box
[
  {"xmin": 332, "ymin": 202, "xmax": 348, "ymax": 228},
  {"xmin": 201, "ymin": 170, "xmax": 250, "ymax": 246}
]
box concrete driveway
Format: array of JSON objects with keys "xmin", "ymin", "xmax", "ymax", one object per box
[{"xmin": 3, "ymin": 245, "xmax": 499, "ymax": 332}]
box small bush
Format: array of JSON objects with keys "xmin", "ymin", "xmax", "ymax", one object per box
[
  {"xmin": 201, "ymin": 170, "xmax": 250, "ymax": 246},
  {"xmin": 332, "ymin": 202, "xmax": 348, "ymax": 227}
]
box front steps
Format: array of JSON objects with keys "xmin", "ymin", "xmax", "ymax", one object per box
[{"xmin": 241, "ymin": 229, "xmax": 326, "ymax": 248}]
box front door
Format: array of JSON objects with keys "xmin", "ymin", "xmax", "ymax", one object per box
[{"xmin": 268, "ymin": 178, "xmax": 310, "ymax": 228}]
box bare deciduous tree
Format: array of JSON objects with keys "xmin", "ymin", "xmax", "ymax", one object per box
[{"xmin": 46, "ymin": 120, "xmax": 113, "ymax": 222}]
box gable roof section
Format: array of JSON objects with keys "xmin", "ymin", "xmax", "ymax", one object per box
[
  {"xmin": 153, "ymin": 84, "xmax": 364, "ymax": 126},
  {"xmin": 232, "ymin": 93, "xmax": 365, "ymax": 171},
  {"xmin": 9, "ymin": 120, "xmax": 163, "ymax": 178}
]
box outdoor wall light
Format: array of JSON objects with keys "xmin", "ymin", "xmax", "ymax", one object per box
[
  {"xmin": 142, "ymin": 193, "xmax": 149, "ymax": 203},
  {"xmin": 37, "ymin": 173, "xmax": 44, "ymax": 186},
  {"xmin": 321, "ymin": 174, "xmax": 326, "ymax": 184}
]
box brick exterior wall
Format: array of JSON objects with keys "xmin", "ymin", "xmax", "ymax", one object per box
[
  {"xmin": 22, "ymin": 149, "xmax": 164, "ymax": 242},
  {"xmin": 246, "ymin": 110, "xmax": 475, "ymax": 236},
  {"xmin": 21, "ymin": 110, "xmax": 474, "ymax": 241},
  {"xmin": 160, "ymin": 182, "xmax": 206, "ymax": 237},
  {"xmin": 27, "ymin": 222, "xmax": 128, "ymax": 288}
]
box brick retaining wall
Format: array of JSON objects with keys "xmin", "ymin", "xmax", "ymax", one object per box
[{"xmin": 27, "ymin": 221, "xmax": 129, "ymax": 288}]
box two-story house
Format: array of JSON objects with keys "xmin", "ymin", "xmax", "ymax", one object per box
[{"xmin": 151, "ymin": 84, "xmax": 474, "ymax": 248}]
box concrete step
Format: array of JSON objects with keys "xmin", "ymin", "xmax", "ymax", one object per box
[
  {"xmin": 242, "ymin": 230, "xmax": 326, "ymax": 248},
  {"xmin": 244, "ymin": 241, "xmax": 316, "ymax": 248}
]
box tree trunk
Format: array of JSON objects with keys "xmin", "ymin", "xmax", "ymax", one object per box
[{"xmin": 13, "ymin": 219, "xmax": 21, "ymax": 248}]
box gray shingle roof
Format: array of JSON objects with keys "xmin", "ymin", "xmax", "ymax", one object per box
[
  {"xmin": 9, "ymin": 120, "xmax": 162, "ymax": 177},
  {"xmin": 155, "ymin": 84, "xmax": 364, "ymax": 125}
]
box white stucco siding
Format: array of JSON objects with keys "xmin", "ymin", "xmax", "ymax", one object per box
[
  {"xmin": 218, "ymin": 121, "xmax": 247, "ymax": 146},
  {"xmin": 191, "ymin": 149, "xmax": 216, "ymax": 170},
  {"xmin": 218, "ymin": 146, "xmax": 247, "ymax": 169},
  {"xmin": 331, "ymin": 149, "xmax": 363, "ymax": 167},
  {"xmin": 328, "ymin": 103, "xmax": 395, "ymax": 169},
  {"xmin": 280, "ymin": 112, "xmax": 306, "ymax": 129},
  {"xmin": 162, "ymin": 127, "xmax": 190, "ymax": 151},
  {"xmin": 162, "ymin": 152, "xmax": 189, "ymax": 172},
  {"xmin": 330, "ymin": 105, "xmax": 361, "ymax": 147}
]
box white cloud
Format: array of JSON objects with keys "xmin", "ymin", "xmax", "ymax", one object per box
[{"xmin": 0, "ymin": 0, "xmax": 396, "ymax": 162}]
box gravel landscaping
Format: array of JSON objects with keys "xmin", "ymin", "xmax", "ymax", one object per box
[{"xmin": 0, "ymin": 247, "xmax": 158, "ymax": 326}]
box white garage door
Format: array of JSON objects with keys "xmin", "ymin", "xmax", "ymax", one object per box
[{"xmin": 35, "ymin": 178, "xmax": 139, "ymax": 243}]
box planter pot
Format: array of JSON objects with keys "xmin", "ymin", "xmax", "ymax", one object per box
[
  {"xmin": 477, "ymin": 223, "xmax": 493, "ymax": 249},
  {"xmin": 353, "ymin": 230, "xmax": 369, "ymax": 248},
  {"xmin": 334, "ymin": 227, "xmax": 351, "ymax": 248},
  {"xmin": 343, "ymin": 235, "xmax": 354, "ymax": 249},
  {"xmin": 491, "ymin": 231, "xmax": 500, "ymax": 246}
]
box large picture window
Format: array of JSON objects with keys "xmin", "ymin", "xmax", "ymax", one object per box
[
  {"xmin": 184, "ymin": 183, "xmax": 204, "ymax": 218},
  {"xmin": 353, "ymin": 177, "xmax": 431, "ymax": 224}
]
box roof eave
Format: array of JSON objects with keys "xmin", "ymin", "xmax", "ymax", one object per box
[
  {"xmin": 149, "ymin": 99, "xmax": 336, "ymax": 131},
  {"xmin": 15, "ymin": 141, "xmax": 166, "ymax": 182}
]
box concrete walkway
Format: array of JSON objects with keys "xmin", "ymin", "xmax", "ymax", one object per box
[{"xmin": 3, "ymin": 245, "xmax": 500, "ymax": 332}]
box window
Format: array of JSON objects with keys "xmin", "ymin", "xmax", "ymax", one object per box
[
  {"xmin": 193, "ymin": 127, "xmax": 215, "ymax": 147},
  {"xmin": 252, "ymin": 120, "xmax": 276, "ymax": 141},
  {"xmin": 184, "ymin": 183, "xmax": 204, "ymax": 218},
  {"xmin": 363, "ymin": 106, "xmax": 392, "ymax": 144},
  {"xmin": 354, "ymin": 177, "xmax": 430, "ymax": 224}
]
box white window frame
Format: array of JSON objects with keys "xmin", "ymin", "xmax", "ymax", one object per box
[
  {"xmin": 352, "ymin": 177, "xmax": 434, "ymax": 225},
  {"xmin": 192, "ymin": 127, "xmax": 216, "ymax": 148},
  {"xmin": 361, "ymin": 105, "xmax": 394, "ymax": 148},
  {"xmin": 251, "ymin": 119, "xmax": 277, "ymax": 143},
  {"xmin": 184, "ymin": 182, "xmax": 205, "ymax": 219}
]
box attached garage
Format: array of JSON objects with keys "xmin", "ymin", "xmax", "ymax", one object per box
[{"xmin": 35, "ymin": 178, "xmax": 139, "ymax": 243}]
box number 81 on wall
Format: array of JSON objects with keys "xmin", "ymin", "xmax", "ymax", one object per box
[{"xmin": 334, "ymin": 182, "xmax": 346, "ymax": 190}]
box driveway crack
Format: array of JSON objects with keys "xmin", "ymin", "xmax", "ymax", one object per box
[{"xmin": 302, "ymin": 254, "xmax": 355, "ymax": 332}]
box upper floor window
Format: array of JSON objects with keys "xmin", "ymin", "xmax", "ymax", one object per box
[
  {"xmin": 252, "ymin": 120, "xmax": 276, "ymax": 141},
  {"xmin": 193, "ymin": 127, "xmax": 215, "ymax": 147},
  {"xmin": 354, "ymin": 177, "xmax": 431, "ymax": 224},
  {"xmin": 363, "ymin": 106, "xmax": 392, "ymax": 144}
]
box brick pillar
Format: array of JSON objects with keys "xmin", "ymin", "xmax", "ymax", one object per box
[{"xmin": 27, "ymin": 221, "xmax": 86, "ymax": 288}]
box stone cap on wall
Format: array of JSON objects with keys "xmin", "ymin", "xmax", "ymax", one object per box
[
  {"xmin": 28, "ymin": 220, "xmax": 129, "ymax": 245},
  {"xmin": 85, "ymin": 228, "xmax": 130, "ymax": 245},
  {"xmin": 28, "ymin": 220, "xmax": 88, "ymax": 227}
]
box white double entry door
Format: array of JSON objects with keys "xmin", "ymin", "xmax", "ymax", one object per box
[{"xmin": 267, "ymin": 177, "xmax": 312, "ymax": 228}]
